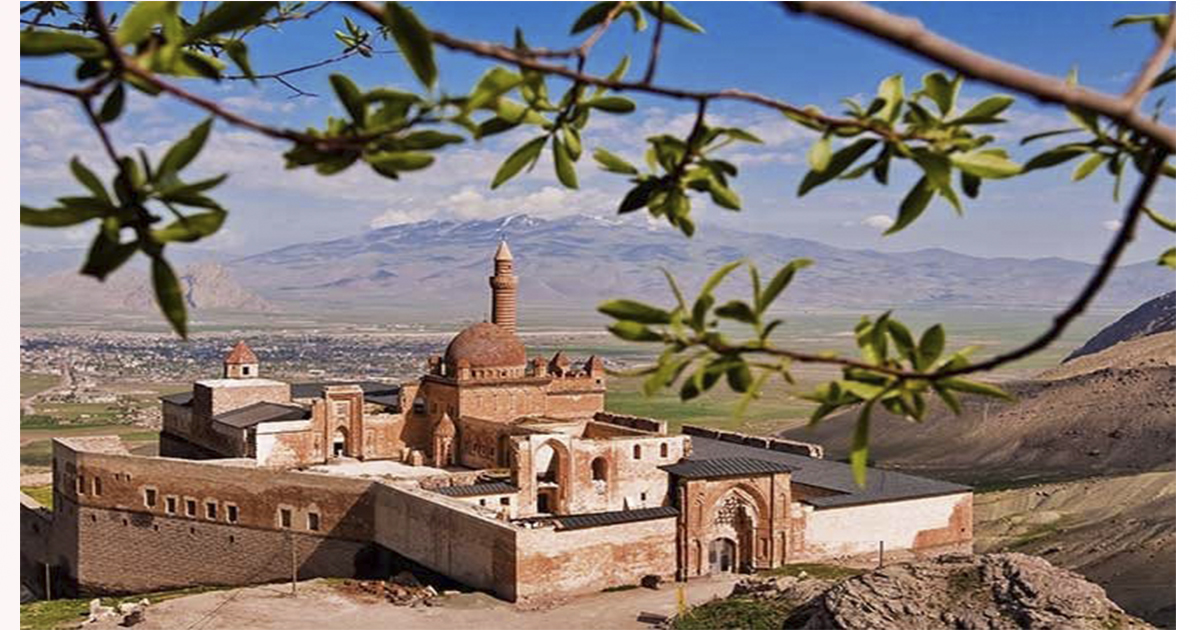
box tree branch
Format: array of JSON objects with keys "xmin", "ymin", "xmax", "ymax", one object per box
[
  {"xmin": 784, "ymin": 1, "xmax": 1175, "ymax": 152},
  {"xmin": 713, "ymin": 150, "xmax": 1168, "ymax": 380},
  {"xmin": 1123, "ymin": 12, "xmax": 1175, "ymax": 107},
  {"xmin": 643, "ymin": 3, "xmax": 668, "ymax": 84}
]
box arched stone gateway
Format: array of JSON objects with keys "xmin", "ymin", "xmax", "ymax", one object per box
[
  {"xmin": 331, "ymin": 426, "xmax": 348, "ymax": 458},
  {"xmin": 711, "ymin": 489, "xmax": 760, "ymax": 573}
]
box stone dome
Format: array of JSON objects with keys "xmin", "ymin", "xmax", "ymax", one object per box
[{"xmin": 444, "ymin": 322, "xmax": 526, "ymax": 369}]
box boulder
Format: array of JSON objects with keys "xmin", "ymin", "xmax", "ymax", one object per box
[{"xmin": 784, "ymin": 553, "xmax": 1154, "ymax": 630}]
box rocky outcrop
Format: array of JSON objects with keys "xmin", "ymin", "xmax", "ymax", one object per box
[
  {"xmin": 782, "ymin": 554, "xmax": 1152, "ymax": 630},
  {"xmin": 1065, "ymin": 291, "xmax": 1175, "ymax": 363}
]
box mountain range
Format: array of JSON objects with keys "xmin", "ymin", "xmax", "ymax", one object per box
[{"xmin": 22, "ymin": 214, "xmax": 1175, "ymax": 317}]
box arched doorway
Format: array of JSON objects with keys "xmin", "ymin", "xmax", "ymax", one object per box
[
  {"xmin": 709, "ymin": 537, "xmax": 736, "ymax": 574},
  {"xmin": 534, "ymin": 441, "xmax": 568, "ymax": 514},
  {"xmin": 711, "ymin": 491, "xmax": 759, "ymax": 573},
  {"xmin": 332, "ymin": 426, "xmax": 348, "ymax": 458}
]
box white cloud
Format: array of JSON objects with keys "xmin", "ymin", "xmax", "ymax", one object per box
[
  {"xmin": 1102, "ymin": 219, "xmax": 1122, "ymax": 231},
  {"xmin": 860, "ymin": 214, "xmax": 895, "ymax": 230}
]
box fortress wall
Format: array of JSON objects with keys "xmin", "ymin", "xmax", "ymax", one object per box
[
  {"xmin": 20, "ymin": 494, "xmax": 52, "ymax": 597},
  {"xmin": 515, "ymin": 516, "xmax": 677, "ymax": 600},
  {"xmin": 371, "ymin": 485, "xmax": 519, "ymax": 601},
  {"xmin": 796, "ymin": 492, "xmax": 972, "ymax": 561}
]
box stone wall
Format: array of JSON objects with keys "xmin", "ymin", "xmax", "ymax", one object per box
[
  {"xmin": 515, "ymin": 516, "xmax": 677, "ymax": 600},
  {"xmin": 795, "ymin": 492, "xmax": 973, "ymax": 562},
  {"xmin": 371, "ymin": 485, "xmax": 519, "ymax": 601},
  {"xmin": 20, "ymin": 493, "xmax": 52, "ymax": 598}
]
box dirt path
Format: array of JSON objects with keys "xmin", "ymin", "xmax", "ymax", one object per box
[{"xmin": 94, "ymin": 576, "xmax": 739, "ymax": 630}]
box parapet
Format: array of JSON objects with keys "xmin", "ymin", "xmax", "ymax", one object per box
[
  {"xmin": 593, "ymin": 412, "xmax": 667, "ymax": 435},
  {"xmin": 680, "ymin": 425, "xmax": 824, "ymax": 459}
]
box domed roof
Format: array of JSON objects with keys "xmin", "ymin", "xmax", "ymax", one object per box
[{"xmin": 444, "ymin": 322, "xmax": 526, "ymax": 369}]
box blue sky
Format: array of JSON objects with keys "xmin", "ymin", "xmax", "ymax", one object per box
[{"xmin": 20, "ymin": 1, "xmax": 1175, "ymax": 263}]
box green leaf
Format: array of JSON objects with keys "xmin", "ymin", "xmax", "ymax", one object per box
[
  {"xmin": 933, "ymin": 384, "xmax": 963, "ymax": 415},
  {"xmin": 20, "ymin": 31, "xmax": 105, "ymax": 57},
  {"xmin": 365, "ymin": 151, "xmax": 435, "ymax": 172},
  {"xmin": 1019, "ymin": 128, "xmax": 1080, "ymax": 145},
  {"xmin": 159, "ymin": 118, "xmax": 213, "ymax": 178},
  {"xmin": 850, "ymin": 400, "xmax": 875, "ymax": 487},
  {"xmin": 916, "ymin": 324, "xmax": 945, "ymax": 371},
  {"xmin": 618, "ymin": 179, "xmax": 659, "ymax": 214},
  {"xmin": 491, "ymin": 135, "xmax": 548, "ymax": 189},
  {"xmin": 707, "ymin": 180, "xmax": 741, "ymax": 210},
  {"xmin": 797, "ymin": 139, "xmax": 878, "ymax": 196},
  {"xmin": 876, "ymin": 74, "xmax": 904, "ymax": 122},
  {"xmin": 1142, "ymin": 207, "xmax": 1175, "ymax": 232},
  {"xmin": 1158, "ymin": 247, "xmax": 1175, "ymax": 269},
  {"xmin": 949, "ymin": 95, "xmax": 1014, "ymax": 124},
  {"xmin": 940, "ymin": 377, "xmax": 1013, "ymax": 400},
  {"xmin": 960, "ymin": 171, "xmax": 981, "ymax": 199},
  {"xmin": 700, "ymin": 260, "xmax": 742, "ymax": 299},
  {"xmin": 552, "ymin": 134, "xmax": 579, "ymax": 189},
  {"xmin": 760, "ymin": 258, "xmax": 812, "ymax": 313},
  {"xmin": 70, "ymin": 158, "xmax": 111, "ymax": 204},
  {"xmin": 466, "ymin": 66, "xmax": 524, "ymax": 111},
  {"xmin": 886, "ymin": 319, "xmax": 915, "ymax": 360},
  {"xmin": 152, "ymin": 209, "xmax": 227, "ymax": 243},
  {"xmin": 330, "ymin": 74, "xmax": 366, "ymax": 126},
  {"xmin": 1023, "ymin": 144, "xmax": 1090, "ymax": 172},
  {"xmin": 384, "ymin": 3, "xmax": 437, "ymax": 89},
  {"xmin": 20, "ymin": 205, "xmax": 106, "ymax": 227},
  {"xmin": 571, "ymin": 2, "xmax": 619, "ymax": 34},
  {"xmin": 395, "ymin": 130, "xmax": 464, "ymax": 151},
  {"xmin": 598, "ymin": 299, "xmax": 673, "ymax": 324},
  {"xmin": 80, "ymin": 232, "xmax": 138, "ymax": 280},
  {"xmin": 187, "ymin": 1, "xmax": 273, "ymax": 40},
  {"xmin": 563, "ymin": 127, "xmax": 582, "ymax": 160},
  {"xmin": 726, "ymin": 361, "xmax": 753, "ymax": 393},
  {"xmin": 585, "ymin": 96, "xmax": 636, "ymax": 114},
  {"xmin": 152, "ymin": 256, "xmax": 188, "ymax": 338},
  {"xmin": 950, "ymin": 151, "xmax": 1022, "ymax": 179},
  {"xmin": 224, "ymin": 39, "xmax": 255, "ymax": 82},
  {"xmin": 608, "ymin": 321, "xmax": 663, "ymax": 342},
  {"xmin": 713, "ymin": 300, "xmax": 756, "ymax": 324},
  {"xmin": 808, "ymin": 136, "xmax": 832, "ymax": 172},
  {"xmin": 885, "ymin": 177, "xmax": 935, "ymax": 235},
  {"xmin": 913, "ymin": 151, "xmax": 952, "ymax": 191},
  {"xmin": 96, "ymin": 83, "xmax": 125, "ymax": 124},
  {"xmin": 642, "ymin": 1, "xmax": 704, "ymax": 33},
  {"xmin": 117, "ymin": 1, "xmax": 173, "ymax": 46},
  {"xmin": 1072, "ymin": 152, "xmax": 1106, "ymax": 181},
  {"xmin": 594, "ymin": 148, "xmax": 638, "ymax": 175},
  {"xmin": 921, "ymin": 72, "xmax": 957, "ymax": 116}
]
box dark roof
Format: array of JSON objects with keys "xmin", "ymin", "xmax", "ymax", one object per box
[
  {"xmin": 289, "ymin": 381, "xmax": 397, "ymax": 400},
  {"xmin": 534, "ymin": 506, "xmax": 680, "ymax": 531},
  {"xmin": 688, "ymin": 435, "xmax": 970, "ymax": 508},
  {"xmin": 213, "ymin": 402, "xmax": 310, "ymax": 429},
  {"xmin": 159, "ymin": 380, "xmax": 398, "ymax": 409},
  {"xmin": 661, "ymin": 457, "xmax": 794, "ymax": 479},
  {"xmin": 433, "ymin": 482, "xmax": 519, "ymax": 497},
  {"xmin": 160, "ymin": 391, "xmax": 193, "ymax": 406}
]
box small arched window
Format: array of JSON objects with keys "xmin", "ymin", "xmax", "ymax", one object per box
[
  {"xmin": 591, "ymin": 458, "xmax": 608, "ymax": 482},
  {"xmin": 660, "ymin": 443, "xmax": 669, "ymax": 458},
  {"xmin": 633, "ymin": 445, "xmax": 642, "ymax": 460}
]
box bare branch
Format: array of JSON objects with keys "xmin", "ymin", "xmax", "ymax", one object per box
[
  {"xmin": 643, "ymin": 3, "xmax": 667, "ymax": 84},
  {"xmin": 1123, "ymin": 12, "xmax": 1176, "ymax": 107},
  {"xmin": 711, "ymin": 150, "xmax": 1169, "ymax": 380},
  {"xmin": 785, "ymin": 1, "xmax": 1175, "ymax": 152}
]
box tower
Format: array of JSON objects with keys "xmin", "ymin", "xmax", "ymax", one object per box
[
  {"xmin": 490, "ymin": 240, "xmax": 518, "ymax": 333},
  {"xmin": 223, "ymin": 340, "xmax": 259, "ymax": 379}
]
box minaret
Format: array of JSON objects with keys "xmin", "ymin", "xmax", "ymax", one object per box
[{"xmin": 490, "ymin": 240, "xmax": 518, "ymax": 333}]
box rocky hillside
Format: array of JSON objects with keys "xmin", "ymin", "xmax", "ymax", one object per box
[
  {"xmin": 975, "ymin": 472, "xmax": 1175, "ymax": 627},
  {"xmin": 781, "ymin": 331, "xmax": 1176, "ymax": 482},
  {"xmin": 677, "ymin": 554, "xmax": 1151, "ymax": 630},
  {"xmin": 224, "ymin": 214, "xmax": 1172, "ymax": 312},
  {"xmin": 1065, "ymin": 291, "xmax": 1175, "ymax": 362},
  {"xmin": 21, "ymin": 262, "xmax": 273, "ymax": 314}
]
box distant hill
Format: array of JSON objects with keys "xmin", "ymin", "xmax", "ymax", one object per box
[
  {"xmin": 781, "ymin": 331, "xmax": 1176, "ymax": 482},
  {"xmin": 1064, "ymin": 291, "xmax": 1175, "ymax": 363},
  {"xmin": 21, "ymin": 262, "xmax": 273, "ymax": 314},
  {"xmin": 223, "ymin": 214, "xmax": 1173, "ymax": 312}
]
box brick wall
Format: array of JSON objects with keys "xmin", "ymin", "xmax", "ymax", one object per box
[
  {"xmin": 796, "ymin": 492, "xmax": 973, "ymax": 562},
  {"xmin": 515, "ymin": 516, "xmax": 677, "ymax": 600}
]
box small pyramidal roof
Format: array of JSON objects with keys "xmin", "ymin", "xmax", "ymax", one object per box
[
  {"xmin": 494, "ymin": 240, "xmax": 513, "ymax": 262},
  {"xmin": 224, "ymin": 340, "xmax": 258, "ymax": 364}
]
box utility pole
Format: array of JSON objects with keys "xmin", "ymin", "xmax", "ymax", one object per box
[
  {"xmin": 44, "ymin": 562, "xmax": 51, "ymax": 600},
  {"xmin": 290, "ymin": 533, "xmax": 298, "ymax": 597},
  {"xmin": 878, "ymin": 541, "xmax": 884, "ymax": 568}
]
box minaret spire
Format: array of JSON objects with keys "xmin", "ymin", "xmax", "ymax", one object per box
[{"xmin": 490, "ymin": 240, "xmax": 518, "ymax": 333}]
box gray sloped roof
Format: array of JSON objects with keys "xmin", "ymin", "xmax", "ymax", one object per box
[
  {"xmin": 213, "ymin": 402, "xmax": 310, "ymax": 429},
  {"xmin": 661, "ymin": 457, "xmax": 794, "ymax": 479},
  {"xmin": 688, "ymin": 435, "xmax": 970, "ymax": 508},
  {"xmin": 160, "ymin": 391, "xmax": 193, "ymax": 406},
  {"xmin": 433, "ymin": 482, "xmax": 519, "ymax": 497},
  {"xmin": 160, "ymin": 380, "xmax": 399, "ymax": 409},
  {"xmin": 536, "ymin": 506, "xmax": 680, "ymax": 531}
]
